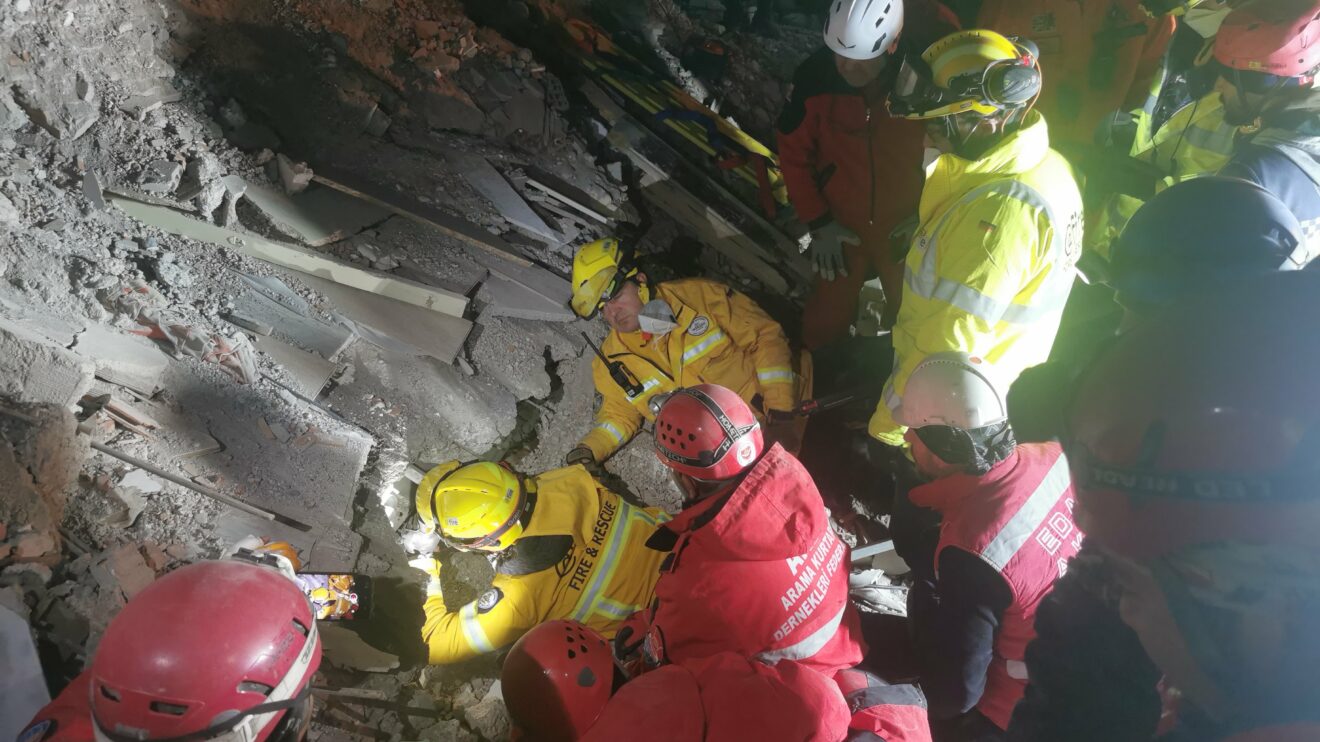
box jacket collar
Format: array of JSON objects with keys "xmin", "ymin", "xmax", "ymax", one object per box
[
  {"xmin": 929, "ymin": 111, "xmax": 1052, "ymax": 181},
  {"xmin": 907, "ymin": 451, "xmax": 1021, "ymax": 512}
]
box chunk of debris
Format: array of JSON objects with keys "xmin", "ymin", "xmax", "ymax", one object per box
[
  {"xmin": 318, "ymin": 623, "xmax": 400, "ymax": 673},
  {"xmin": 0, "ymin": 193, "xmax": 18, "ymax": 227},
  {"xmin": 14, "ymin": 532, "xmax": 55, "ymax": 560},
  {"xmin": 82, "ymin": 170, "xmax": 107, "ymax": 211},
  {"xmin": 106, "ymin": 544, "xmax": 155, "ymax": 600},
  {"xmin": 276, "ymin": 154, "xmax": 314, "ymax": 195},
  {"xmin": 138, "ymin": 160, "xmax": 183, "ymax": 194},
  {"xmin": 0, "ymin": 317, "xmax": 94, "ymax": 408}
]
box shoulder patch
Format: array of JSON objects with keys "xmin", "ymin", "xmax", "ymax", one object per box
[
  {"xmin": 476, "ymin": 587, "xmax": 503, "ymax": 614},
  {"xmin": 687, "ymin": 316, "xmax": 710, "ymax": 336},
  {"xmin": 18, "ymin": 720, "xmax": 55, "ymax": 742}
]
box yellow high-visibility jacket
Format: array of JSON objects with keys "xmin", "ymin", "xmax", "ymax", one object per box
[
  {"xmin": 579, "ymin": 278, "xmax": 809, "ymax": 462},
  {"xmin": 869, "ymin": 112, "xmax": 1083, "ymax": 445},
  {"xmin": 1086, "ymin": 92, "xmax": 1237, "ymax": 260},
  {"xmin": 423, "ymin": 465, "xmax": 668, "ymax": 664}
]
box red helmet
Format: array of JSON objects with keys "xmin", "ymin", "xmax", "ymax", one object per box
[
  {"xmin": 501, "ymin": 620, "xmax": 616, "ymax": 741},
  {"xmin": 90, "ymin": 560, "xmax": 320, "ymax": 742},
  {"xmin": 1063, "ymin": 271, "xmax": 1320, "ymax": 561},
  {"xmin": 652, "ymin": 384, "xmax": 764, "ymax": 480},
  {"xmin": 1214, "ymin": 0, "xmax": 1320, "ymax": 78}
]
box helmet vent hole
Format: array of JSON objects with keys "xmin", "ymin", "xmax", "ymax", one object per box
[
  {"xmin": 99, "ymin": 685, "xmax": 121, "ymax": 702},
  {"xmin": 149, "ymin": 701, "xmax": 190, "ymax": 716},
  {"xmin": 688, "ymin": 433, "xmax": 695, "ymax": 442},
  {"xmin": 872, "ymin": 32, "xmax": 887, "ymax": 53},
  {"xmin": 580, "ymin": 644, "xmax": 589, "ymax": 653},
  {"xmin": 291, "ymin": 618, "xmax": 310, "ymax": 636},
  {"xmin": 568, "ymin": 649, "xmax": 577, "ymax": 659},
  {"xmin": 237, "ymin": 681, "xmax": 275, "ymax": 696}
]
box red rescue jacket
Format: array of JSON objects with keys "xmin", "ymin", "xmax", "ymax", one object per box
[
  {"xmin": 18, "ymin": 673, "xmax": 94, "ymax": 742},
  {"xmin": 909, "ymin": 443, "xmax": 1080, "ymax": 730},
  {"xmin": 582, "ymin": 653, "xmax": 851, "ymax": 742},
  {"xmin": 835, "ymin": 668, "xmax": 934, "ymax": 742},
  {"xmin": 641, "ymin": 444, "xmax": 865, "ymax": 675},
  {"xmin": 776, "ymin": 1, "xmax": 957, "ymax": 237}
]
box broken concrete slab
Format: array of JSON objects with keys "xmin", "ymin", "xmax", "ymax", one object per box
[
  {"xmin": 111, "ymin": 196, "xmax": 469, "ymax": 317},
  {"xmin": 319, "ymin": 623, "xmax": 400, "ymax": 673},
  {"xmin": 253, "ymin": 334, "xmax": 338, "ymax": 399},
  {"xmin": 233, "ymin": 288, "xmax": 356, "ymax": 360},
  {"xmin": 138, "ymin": 160, "xmax": 183, "ymax": 194},
  {"xmin": 276, "ymin": 154, "xmax": 314, "ymax": 195},
  {"xmin": 453, "ymin": 153, "xmax": 559, "ymax": 243},
  {"xmin": 0, "ymin": 604, "xmax": 49, "ymax": 742},
  {"xmin": 470, "ymin": 317, "xmax": 552, "ymax": 401},
  {"xmin": 241, "ymin": 182, "xmax": 392, "ymax": 247},
  {"xmin": 0, "ymin": 316, "xmax": 94, "ymax": 408},
  {"xmin": 106, "ymin": 544, "xmax": 155, "ymax": 600},
  {"xmin": 299, "ymin": 274, "xmax": 472, "ymax": 365},
  {"xmin": 70, "ymin": 324, "xmax": 173, "ymax": 396},
  {"xmin": 82, "ymin": 170, "xmax": 107, "ymax": 211},
  {"xmin": 477, "ymin": 274, "xmax": 575, "ymax": 323}
]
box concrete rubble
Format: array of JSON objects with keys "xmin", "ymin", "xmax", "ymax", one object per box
[{"xmin": 0, "ymin": 0, "xmax": 800, "ymax": 737}]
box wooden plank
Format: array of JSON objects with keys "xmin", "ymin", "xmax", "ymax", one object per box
[
  {"xmin": 310, "ymin": 167, "xmax": 535, "ymax": 268},
  {"xmin": 110, "ymin": 196, "xmax": 469, "ymax": 317},
  {"xmin": 523, "ymin": 173, "xmax": 613, "ymax": 224}
]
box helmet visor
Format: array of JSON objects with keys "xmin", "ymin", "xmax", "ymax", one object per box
[
  {"xmin": 889, "ymin": 57, "xmax": 990, "ymax": 119},
  {"xmin": 570, "ymin": 267, "xmax": 620, "ymax": 319}
]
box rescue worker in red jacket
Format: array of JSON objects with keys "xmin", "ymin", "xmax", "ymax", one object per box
[
  {"xmin": 778, "ymin": 0, "xmax": 957, "ymax": 347},
  {"xmin": 1036, "ymin": 272, "xmax": 1320, "ymax": 741},
  {"xmin": 631, "ymin": 384, "xmax": 865, "ymax": 676},
  {"xmin": 894, "ymin": 353, "xmax": 1079, "ymax": 740},
  {"xmin": 501, "ymin": 619, "xmax": 853, "ymax": 742},
  {"xmin": 18, "ymin": 556, "xmax": 320, "ymax": 742}
]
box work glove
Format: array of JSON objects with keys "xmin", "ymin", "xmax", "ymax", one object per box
[
  {"xmin": 762, "ymin": 410, "xmax": 803, "ymax": 456},
  {"xmin": 565, "ymin": 445, "xmax": 604, "ymax": 477},
  {"xmin": 408, "ymin": 556, "xmax": 444, "ymax": 598},
  {"xmin": 889, "ymin": 213, "xmax": 920, "ymax": 260},
  {"xmin": 803, "ymin": 219, "xmax": 860, "ymax": 282}
]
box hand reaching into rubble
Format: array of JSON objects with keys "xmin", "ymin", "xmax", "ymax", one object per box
[
  {"xmin": 408, "ymin": 556, "xmax": 443, "ymax": 597},
  {"xmin": 565, "ymin": 445, "xmax": 604, "ymax": 477},
  {"xmin": 804, "ymin": 219, "xmax": 861, "ymax": 282}
]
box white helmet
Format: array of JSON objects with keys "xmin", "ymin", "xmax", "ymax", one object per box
[
  {"xmin": 824, "ymin": 0, "xmax": 905, "ymax": 61},
  {"xmin": 895, "ymin": 352, "xmax": 1008, "ymax": 430}
]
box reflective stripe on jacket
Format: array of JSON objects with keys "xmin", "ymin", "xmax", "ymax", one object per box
[
  {"xmin": 582, "ymin": 653, "xmax": 852, "ymax": 742},
  {"xmin": 422, "ymin": 466, "xmax": 668, "ymax": 664},
  {"xmin": 870, "ymin": 112, "xmax": 1083, "ymax": 445},
  {"xmin": 580, "ymin": 278, "xmax": 810, "ymax": 461},
  {"xmin": 909, "ymin": 444, "xmax": 1081, "ymax": 730},
  {"xmin": 1087, "ymin": 93, "xmax": 1236, "ymax": 261},
  {"xmin": 639, "ymin": 444, "xmax": 864, "ymax": 675}
]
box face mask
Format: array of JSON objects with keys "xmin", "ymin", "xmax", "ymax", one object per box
[
  {"xmin": 637, "ymin": 299, "xmax": 678, "ymax": 335},
  {"xmin": 1183, "ymin": 6, "xmax": 1231, "ymax": 38}
]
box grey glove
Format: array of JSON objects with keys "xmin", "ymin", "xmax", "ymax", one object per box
[
  {"xmin": 805, "ymin": 219, "xmax": 860, "ymax": 281},
  {"xmin": 566, "ymin": 446, "xmax": 602, "ymax": 476}
]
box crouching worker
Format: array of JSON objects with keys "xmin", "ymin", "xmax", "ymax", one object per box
[
  {"xmin": 20, "ymin": 555, "xmax": 321, "ymax": 742},
  {"xmin": 502, "ymin": 619, "xmax": 850, "ymax": 742},
  {"xmin": 566, "ymin": 238, "xmax": 811, "ymax": 468},
  {"xmin": 411, "ymin": 460, "xmax": 669, "ymax": 665},
  {"xmin": 629, "ymin": 384, "xmax": 863, "ymax": 675},
  {"xmin": 894, "ymin": 353, "xmax": 1079, "ymax": 741}
]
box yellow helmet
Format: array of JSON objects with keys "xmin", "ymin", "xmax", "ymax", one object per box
[
  {"xmin": 889, "ymin": 30, "xmax": 1041, "ymax": 120},
  {"xmin": 570, "ymin": 238, "xmax": 636, "ymax": 319},
  {"xmin": 415, "ymin": 461, "xmax": 527, "ymax": 552}
]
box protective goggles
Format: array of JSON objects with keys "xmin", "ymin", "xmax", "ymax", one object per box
[
  {"xmin": 571, "ymin": 267, "xmax": 626, "ymax": 319},
  {"xmin": 93, "ymin": 623, "xmax": 320, "ymax": 742},
  {"xmin": 889, "ymin": 53, "xmax": 1036, "ymax": 120}
]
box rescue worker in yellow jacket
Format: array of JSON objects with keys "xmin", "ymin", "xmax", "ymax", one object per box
[
  {"xmin": 410, "ymin": 460, "xmax": 668, "ymax": 665},
  {"xmin": 873, "ymin": 30, "xmax": 1084, "ymax": 446},
  {"xmin": 566, "ymin": 238, "xmax": 810, "ymax": 467}
]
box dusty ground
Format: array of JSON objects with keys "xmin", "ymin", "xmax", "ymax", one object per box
[{"xmin": 0, "ymin": 0, "xmax": 764, "ymax": 738}]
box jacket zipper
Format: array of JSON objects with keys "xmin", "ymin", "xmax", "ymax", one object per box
[{"xmin": 866, "ymin": 104, "xmax": 876, "ymax": 225}]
